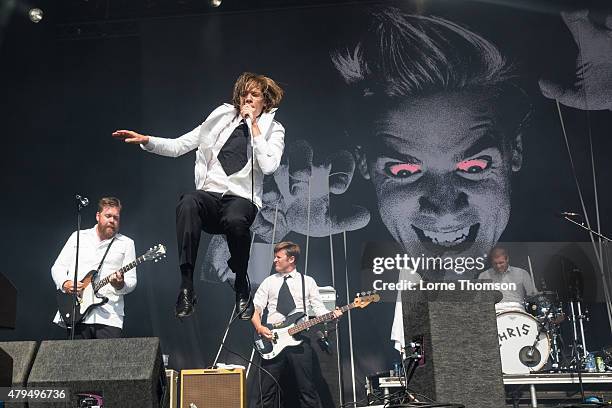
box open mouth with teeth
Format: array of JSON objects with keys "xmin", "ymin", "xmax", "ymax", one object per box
[{"xmin": 412, "ymin": 223, "xmax": 480, "ymax": 254}]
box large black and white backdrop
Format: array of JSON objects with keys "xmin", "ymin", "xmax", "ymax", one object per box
[{"xmin": 2, "ymin": 0, "xmax": 612, "ymax": 403}]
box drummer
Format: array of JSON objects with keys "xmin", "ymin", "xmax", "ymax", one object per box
[{"xmin": 478, "ymin": 247, "xmax": 539, "ymax": 313}]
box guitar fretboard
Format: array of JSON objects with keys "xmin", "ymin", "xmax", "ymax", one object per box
[
  {"xmin": 287, "ymin": 302, "xmax": 354, "ymax": 336},
  {"xmin": 93, "ymin": 255, "xmax": 145, "ymax": 292}
]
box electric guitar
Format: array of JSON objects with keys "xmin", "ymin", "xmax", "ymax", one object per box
[
  {"xmin": 254, "ymin": 291, "xmax": 380, "ymax": 360},
  {"xmin": 56, "ymin": 244, "xmax": 166, "ymax": 327}
]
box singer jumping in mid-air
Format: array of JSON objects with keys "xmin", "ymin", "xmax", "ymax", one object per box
[{"xmin": 112, "ymin": 72, "xmax": 285, "ymax": 319}]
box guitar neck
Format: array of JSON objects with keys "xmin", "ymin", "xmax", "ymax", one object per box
[
  {"xmin": 287, "ymin": 303, "xmax": 354, "ymax": 336},
  {"xmin": 93, "ymin": 256, "xmax": 144, "ymax": 292}
]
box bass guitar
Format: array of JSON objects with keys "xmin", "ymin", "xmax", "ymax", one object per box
[
  {"xmin": 56, "ymin": 244, "xmax": 166, "ymax": 327},
  {"xmin": 254, "ymin": 291, "xmax": 379, "ymax": 360}
]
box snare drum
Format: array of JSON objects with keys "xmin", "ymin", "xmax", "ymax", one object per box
[{"xmin": 496, "ymin": 311, "xmax": 550, "ymax": 374}]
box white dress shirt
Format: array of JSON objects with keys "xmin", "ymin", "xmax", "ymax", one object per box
[
  {"xmin": 390, "ymin": 268, "xmax": 420, "ymax": 353},
  {"xmin": 478, "ymin": 265, "xmax": 538, "ymax": 303},
  {"xmin": 253, "ymin": 269, "xmax": 330, "ymax": 325},
  {"xmin": 51, "ymin": 225, "xmax": 137, "ymax": 329},
  {"xmin": 141, "ymin": 103, "xmax": 285, "ymax": 208}
]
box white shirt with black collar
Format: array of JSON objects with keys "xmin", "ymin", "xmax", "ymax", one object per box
[{"xmin": 253, "ymin": 269, "xmax": 329, "ymax": 325}]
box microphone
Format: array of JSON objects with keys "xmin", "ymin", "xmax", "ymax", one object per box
[
  {"xmin": 316, "ymin": 330, "xmax": 331, "ymax": 354},
  {"xmin": 75, "ymin": 194, "xmax": 89, "ymax": 207}
]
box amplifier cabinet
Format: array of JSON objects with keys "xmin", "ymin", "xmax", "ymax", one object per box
[{"xmin": 180, "ymin": 368, "xmax": 245, "ymax": 408}]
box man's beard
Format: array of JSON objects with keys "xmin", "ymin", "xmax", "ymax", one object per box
[{"xmin": 98, "ymin": 225, "xmax": 116, "ymax": 240}]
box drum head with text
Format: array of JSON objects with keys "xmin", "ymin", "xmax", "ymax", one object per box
[{"xmin": 496, "ymin": 311, "xmax": 550, "ymax": 374}]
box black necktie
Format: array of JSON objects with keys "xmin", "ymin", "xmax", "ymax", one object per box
[
  {"xmin": 217, "ymin": 122, "xmax": 249, "ymax": 176},
  {"xmin": 276, "ymin": 276, "xmax": 296, "ymax": 317}
]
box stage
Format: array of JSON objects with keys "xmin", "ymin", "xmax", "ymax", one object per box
[{"xmin": 366, "ymin": 373, "xmax": 612, "ymax": 407}]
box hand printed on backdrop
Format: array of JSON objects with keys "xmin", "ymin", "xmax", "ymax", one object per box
[
  {"xmin": 539, "ymin": 9, "xmax": 612, "ymax": 110},
  {"xmin": 202, "ymin": 139, "xmax": 370, "ymax": 285}
]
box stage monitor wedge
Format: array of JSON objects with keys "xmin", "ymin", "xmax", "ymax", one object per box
[{"xmin": 27, "ymin": 337, "xmax": 168, "ymax": 408}]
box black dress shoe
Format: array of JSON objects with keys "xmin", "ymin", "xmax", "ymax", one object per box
[
  {"xmin": 175, "ymin": 288, "xmax": 197, "ymax": 318},
  {"xmin": 236, "ymin": 293, "xmax": 254, "ymax": 320}
]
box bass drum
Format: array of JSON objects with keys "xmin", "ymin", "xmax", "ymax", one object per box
[{"xmin": 496, "ymin": 311, "xmax": 550, "ymax": 374}]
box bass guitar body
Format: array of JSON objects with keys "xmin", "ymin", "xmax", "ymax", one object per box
[{"xmin": 254, "ymin": 313, "xmax": 305, "ymax": 360}]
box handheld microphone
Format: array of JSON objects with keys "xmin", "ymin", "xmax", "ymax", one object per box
[{"xmin": 75, "ymin": 195, "xmax": 89, "ymax": 207}]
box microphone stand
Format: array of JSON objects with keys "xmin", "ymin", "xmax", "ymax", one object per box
[
  {"xmin": 561, "ymin": 215, "xmax": 612, "ymax": 242},
  {"xmin": 69, "ymin": 199, "xmax": 86, "ymax": 340},
  {"xmin": 560, "ymin": 215, "xmax": 607, "ymax": 402}
]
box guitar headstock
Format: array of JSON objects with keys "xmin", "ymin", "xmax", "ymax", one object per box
[
  {"xmin": 353, "ymin": 291, "xmax": 380, "ymax": 308},
  {"xmin": 143, "ymin": 244, "xmax": 167, "ymax": 263}
]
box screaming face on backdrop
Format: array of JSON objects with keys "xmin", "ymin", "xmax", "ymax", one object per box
[{"xmin": 332, "ymin": 8, "xmax": 529, "ymax": 277}]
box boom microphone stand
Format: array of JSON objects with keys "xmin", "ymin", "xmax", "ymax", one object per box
[
  {"xmin": 561, "ymin": 214, "xmax": 612, "ymax": 243},
  {"xmin": 70, "ymin": 194, "xmax": 89, "ymax": 340},
  {"xmin": 560, "ymin": 213, "xmax": 612, "ymax": 338}
]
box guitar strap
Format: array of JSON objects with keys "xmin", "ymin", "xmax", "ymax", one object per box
[{"xmin": 95, "ymin": 236, "xmax": 116, "ymax": 279}]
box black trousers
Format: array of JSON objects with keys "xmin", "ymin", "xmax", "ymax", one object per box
[
  {"xmin": 258, "ymin": 341, "xmax": 322, "ymax": 408},
  {"xmin": 176, "ymin": 190, "xmax": 257, "ymax": 294},
  {"xmin": 69, "ymin": 323, "xmax": 122, "ymax": 339}
]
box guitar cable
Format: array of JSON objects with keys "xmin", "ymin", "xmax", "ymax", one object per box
[{"xmin": 218, "ymin": 345, "xmax": 283, "ymax": 408}]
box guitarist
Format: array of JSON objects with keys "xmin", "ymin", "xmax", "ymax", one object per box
[
  {"xmin": 51, "ymin": 197, "xmax": 137, "ymax": 339},
  {"xmin": 251, "ymin": 241, "xmax": 342, "ymax": 408}
]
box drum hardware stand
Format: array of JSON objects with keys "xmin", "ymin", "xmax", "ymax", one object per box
[
  {"xmin": 563, "ymin": 284, "xmax": 589, "ymax": 402},
  {"xmin": 548, "ymin": 325, "xmax": 562, "ymax": 371},
  {"xmin": 567, "ymin": 276, "xmax": 590, "ymax": 368},
  {"xmin": 536, "ymin": 316, "xmax": 562, "ymax": 373},
  {"xmin": 541, "ymin": 307, "xmax": 564, "ymax": 372},
  {"xmin": 568, "ymin": 334, "xmax": 587, "ymax": 402}
]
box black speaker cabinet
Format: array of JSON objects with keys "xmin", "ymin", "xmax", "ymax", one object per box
[
  {"xmin": 0, "ymin": 341, "xmax": 39, "ymax": 408},
  {"xmin": 401, "ymin": 290, "xmax": 505, "ymax": 408},
  {"xmin": 0, "ymin": 346, "xmax": 12, "ymax": 387},
  {"xmin": 26, "ymin": 337, "xmax": 168, "ymax": 408}
]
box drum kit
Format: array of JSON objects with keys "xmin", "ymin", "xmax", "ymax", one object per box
[{"xmin": 496, "ymin": 291, "xmax": 595, "ymax": 375}]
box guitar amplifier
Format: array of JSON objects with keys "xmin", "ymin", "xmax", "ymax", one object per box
[
  {"xmin": 308, "ymin": 286, "xmax": 336, "ymax": 315},
  {"xmin": 165, "ymin": 369, "xmax": 178, "ymax": 408},
  {"xmin": 180, "ymin": 368, "xmax": 245, "ymax": 408}
]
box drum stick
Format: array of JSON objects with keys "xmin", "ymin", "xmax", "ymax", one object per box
[{"xmin": 527, "ymin": 255, "xmax": 537, "ymax": 290}]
